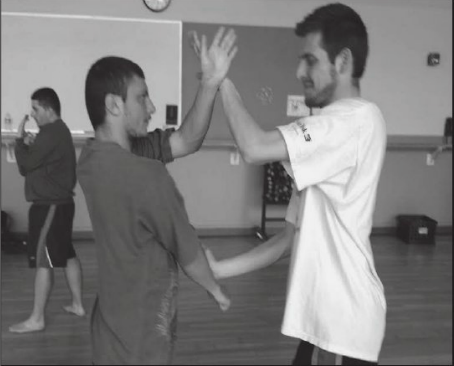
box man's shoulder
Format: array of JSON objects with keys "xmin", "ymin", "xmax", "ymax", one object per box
[
  {"xmin": 323, "ymin": 98, "xmax": 378, "ymax": 115},
  {"xmin": 44, "ymin": 119, "xmax": 72, "ymax": 138},
  {"xmin": 321, "ymin": 99, "xmax": 384, "ymax": 128},
  {"xmin": 133, "ymin": 156, "xmax": 169, "ymax": 179}
]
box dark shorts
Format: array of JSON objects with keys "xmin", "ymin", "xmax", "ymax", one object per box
[
  {"xmin": 292, "ymin": 340, "xmax": 378, "ymax": 365},
  {"xmin": 28, "ymin": 201, "xmax": 76, "ymax": 268}
]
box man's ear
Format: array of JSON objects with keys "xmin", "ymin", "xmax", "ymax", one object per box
[
  {"xmin": 335, "ymin": 48, "xmax": 353, "ymax": 75},
  {"xmin": 105, "ymin": 94, "xmax": 123, "ymax": 117},
  {"xmin": 43, "ymin": 106, "xmax": 56, "ymax": 119}
]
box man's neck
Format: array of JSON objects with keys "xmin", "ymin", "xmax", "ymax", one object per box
[
  {"xmin": 332, "ymin": 79, "xmax": 361, "ymax": 103},
  {"xmin": 95, "ymin": 126, "xmax": 131, "ymax": 152},
  {"xmin": 39, "ymin": 115, "xmax": 59, "ymax": 128}
]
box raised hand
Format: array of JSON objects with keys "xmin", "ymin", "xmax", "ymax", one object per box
[
  {"xmin": 189, "ymin": 27, "xmax": 238, "ymax": 86},
  {"xmin": 17, "ymin": 115, "xmax": 29, "ymax": 139},
  {"xmin": 23, "ymin": 132, "xmax": 35, "ymax": 146}
]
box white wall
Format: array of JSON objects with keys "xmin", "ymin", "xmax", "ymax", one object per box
[
  {"xmin": 2, "ymin": 0, "xmax": 452, "ymax": 136},
  {"xmin": 1, "ymin": 13, "xmax": 181, "ymax": 132}
]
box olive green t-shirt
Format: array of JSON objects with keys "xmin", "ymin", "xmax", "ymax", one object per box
[{"xmin": 77, "ymin": 131, "xmax": 200, "ymax": 365}]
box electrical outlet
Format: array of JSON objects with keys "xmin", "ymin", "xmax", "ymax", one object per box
[{"xmin": 426, "ymin": 153, "xmax": 435, "ymax": 166}]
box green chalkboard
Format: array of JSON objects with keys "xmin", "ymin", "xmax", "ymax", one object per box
[{"xmin": 182, "ymin": 23, "xmax": 304, "ymax": 141}]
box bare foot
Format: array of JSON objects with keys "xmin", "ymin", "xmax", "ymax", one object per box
[
  {"xmin": 63, "ymin": 304, "xmax": 86, "ymax": 317},
  {"xmin": 9, "ymin": 319, "xmax": 45, "ymax": 333}
]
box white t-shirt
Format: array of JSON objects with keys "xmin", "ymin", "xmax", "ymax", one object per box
[{"xmin": 277, "ymin": 98, "xmax": 387, "ymax": 362}]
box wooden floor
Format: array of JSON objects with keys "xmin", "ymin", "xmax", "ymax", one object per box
[{"xmin": 1, "ymin": 235, "xmax": 452, "ymax": 365}]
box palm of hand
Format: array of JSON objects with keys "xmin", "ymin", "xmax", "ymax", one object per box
[
  {"xmin": 201, "ymin": 48, "xmax": 229, "ymax": 83},
  {"xmin": 192, "ymin": 27, "xmax": 238, "ymax": 85}
]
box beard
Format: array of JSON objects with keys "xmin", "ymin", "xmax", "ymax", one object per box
[
  {"xmin": 124, "ymin": 110, "xmax": 149, "ymax": 138},
  {"xmin": 304, "ymin": 68, "xmax": 338, "ymax": 108}
]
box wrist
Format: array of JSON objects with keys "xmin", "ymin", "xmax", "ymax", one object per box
[
  {"xmin": 200, "ymin": 76, "xmax": 222, "ymax": 91},
  {"xmin": 208, "ymin": 282, "xmax": 222, "ymax": 297},
  {"xmin": 219, "ymin": 78, "xmax": 234, "ymax": 94},
  {"xmin": 221, "ymin": 77, "xmax": 232, "ymax": 86}
]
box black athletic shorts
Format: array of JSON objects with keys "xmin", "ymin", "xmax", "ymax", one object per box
[{"xmin": 28, "ymin": 201, "xmax": 76, "ymax": 268}]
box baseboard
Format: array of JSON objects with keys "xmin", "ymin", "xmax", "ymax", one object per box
[
  {"xmin": 6, "ymin": 226, "xmax": 452, "ymax": 241},
  {"xmin": 371, "ymin": 226, "xmax": 452, "ymax": 236}
]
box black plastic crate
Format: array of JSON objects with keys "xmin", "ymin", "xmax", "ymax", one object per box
[{"xmin": 396, "ymin": 215, "xmax": 438, "ymax": 244}]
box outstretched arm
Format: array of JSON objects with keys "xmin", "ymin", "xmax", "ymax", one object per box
[
  {"xmin": 141, "ymin": 167, "xmax": 231, "ymax": 311},
  {"xmin": 180, "ymin": 247, "xmax": 231, "ymax": 311},
  {"xmin": 169, "ymin": 27, "xmax": 238, "ymax": 159},
  {"xmin": 220, "ymin": 78, "xmax": 290, "ymax": 165},
  {"xmin": 205, "ymin": 222, "xmax": 295, "ymax": 279}
]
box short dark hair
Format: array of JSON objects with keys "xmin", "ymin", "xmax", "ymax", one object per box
[
  {"xmin": 85, "ymin": 56, "xmax": 145, "ymax": 130},
  {"xmin": 295, "ymin": 3, "xmax": 369, "ymax": 79},
  {"xmin": 31, "ymin": 87, "xmax": 61, "ymax": 116}
]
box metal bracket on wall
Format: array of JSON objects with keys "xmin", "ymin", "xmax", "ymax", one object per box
[
  {"xmin": 4, "ymin": 142, "xmax": 16, "ymax": 163},
  {"xmin": 427, "ymin": 144, "xmax": 452, "ymax": 165}
]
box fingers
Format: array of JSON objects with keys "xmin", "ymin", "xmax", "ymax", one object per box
[
  {"xmin": 228, "ymin": 45, "xmax": 239, "ymax": 61},
  {"xmin": 216, "ymin": 285, "xmax": 231, "ymax": 312},
  {"xmin": 219, "ymin": 297, "xmax": 231, "ymax": 312},
  {"xmin": 219, "ymin": 28, "xmax": 237, "ymax": 53},
  {"xmin": 211, "ymin": 26, "xmax": 226, "ymax": 48},
  {"xmin": 188, "ymin": 31, "xmax": 201, "ymax": 57},
  {"xmin": 24, "ymin": 133, "xmax": 34, "ymax": 146},
  {"xmin": 200, "ymin": 34, "xmax": 208, "ymax": 58},
  {"xmin": 19, "ymin": 115, "xmax": 27, "ymax": 127},
  {"xmin": 193, "ymin": 27, "xmax": 236, "ymax": 54},
  {"xmin": 207, "ymin": 292, "xmax": 230, "ymax": 312}
]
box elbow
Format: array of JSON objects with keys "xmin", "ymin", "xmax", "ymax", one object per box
[
  {"xmin": 16, "ymin": 163, "xmax": 28, "ymax": 176},
  {"xmin": 242, "ymin": 152, "xmax": 257, "ymax": 165},
  {"xmin": 191, "ymin": 141, "xmax": 204, "ymax": 154},
  {"xmin": 241, "ymin": 132, "xmax": 269, "ymax": 165},
  {"xmin": 184, "ymin": 138, "xmax": 204, "ymax": 156},
  {"xmin": 283, "ymin": 224, "xmax": 295, "ymax": 255},
  {"xmin": 242, "ymin": 144, "xmax": 264, "ymax": 165}
]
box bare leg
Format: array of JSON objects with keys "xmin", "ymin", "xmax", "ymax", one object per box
[
  {"xmin": 62, "ymin": 257, "xmax": 86, "ymax": 316},
  {"xmin": 9, "ymin": 267, "xmax": 53, "ymax": 333}
]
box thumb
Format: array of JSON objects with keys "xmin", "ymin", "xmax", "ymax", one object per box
[
  {"xmin": 189, "ymin": 31, "xmax": 201, "ymax": 58},
  {"xmin": 204, "ymin": 247, "xmax": 216, "ymax": 263}
]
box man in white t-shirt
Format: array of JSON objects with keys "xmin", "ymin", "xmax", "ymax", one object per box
[{"xmin": 197, "ymin": 3, "xmax": 387, "ymax": 365}]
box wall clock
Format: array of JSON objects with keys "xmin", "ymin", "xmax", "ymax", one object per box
[{"xmin": 143, "ymin": 0, "xmax": 171, "ymax": 13}]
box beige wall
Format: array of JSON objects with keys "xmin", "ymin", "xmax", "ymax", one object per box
[
  {"xmin": 1, "ymin": 146, "xmax": 452, "ymax": 232},
  {"xmin": 1, "ymin": 0, "xmax": 452, "ymax": 233}
]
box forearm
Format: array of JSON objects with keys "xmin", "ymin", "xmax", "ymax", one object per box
[
  {"xmin": 217, "ymin": 228, "xmax": 292, "ymax": 279},
  {"xmin": 220, "ymin": 78, "xmax": 266, "ymax": 162},
  {"xmin": 181, "ymin": 247, "xmax": 221, "ymax": 295},
  {"xmin": 12, "ymin": 132, "xmax": 54, "ymax": 172},
  {"xmin": 176, "ymin": 80, "xmax": 219, "ymax": 154},
  {"xmin": 14, "ymin": 139, "xmax": 30, "ymax": 174}
]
